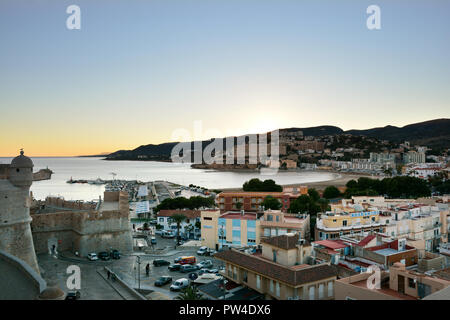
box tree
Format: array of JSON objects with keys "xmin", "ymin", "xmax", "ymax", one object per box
[
  {"xmin": 171, "ymin": 214, "xmax": 187, "ymax": 246},
  {"xmin": 261, "ymin": 196, "xmax": 282, "ymax": 210},
  {"xmin": 176, "ymin": 285, "xmax": 205, "ymax": 300},
  {"xmin": 317, "ymin": 198, "xmax": 330, "ymax": 212},
  {"xmin": 323, "ymin": 186, "xmax": 341, "ymax": 199},
  {"xmin": 307, "ymin": 188, "xmax": 320, "ymax": 202},
  {"xmin": 288, "ymin": 195, "xmax": 311, "ymax": 214},
  {"xmin": 243, "ymin": 178, "xmax": 282, "ymax": 192},
  {"xmin": 235, "ymin": 201, "xmax": 243, "ymax": 210}
]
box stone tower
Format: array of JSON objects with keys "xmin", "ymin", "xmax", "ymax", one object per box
[{"xmin": 0, "ymin": 150, "xmax": 40, "ymax": 273}]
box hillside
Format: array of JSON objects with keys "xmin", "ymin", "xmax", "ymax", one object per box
[{"xmin": 104, "ymin": 118, "xmax": 449, "ymax": 160}]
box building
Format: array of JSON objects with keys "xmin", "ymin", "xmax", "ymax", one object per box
[
  {"xmin": 259, "ymin": 209, "xmax": 310, "ymax": 240},
  {"xmin": 315, "ymin": 208, "xmax": 386, "ymax": 240},
  {"xmin": 216, "ymin": 189, "xmax": 308, "ymax": 212},
  {"xmin": 335, "ymin": 262, "xmax": 450, "ymax": 300},
  {"xmin": 214, "ymin": 234, "xmax": 338, "ymax": 300},
  {"xmin": 201, "ymin": 210, "xmax": 260, "ymax": 250},
  {"xmin": 157, "ymin": 209, "xmax": 202, "ymax": 239},
  {"xmin": 404, "ymin": 151, "xmax": 426, "ymax": 164},
  {"xmin": 201, "ymin": 209, "xmax": 310, "ymax": 250},
  {"xmin": 0, "ymin": 150, "xmax": 40, "ymax": 273},
  {"xmin": 30, "ymin": 191, "xmax": 133, "ymax": 257}
]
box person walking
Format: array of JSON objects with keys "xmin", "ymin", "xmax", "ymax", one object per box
[{"xmin": 107, "ymin": 270, "xmax": 111, "ymax": 279}]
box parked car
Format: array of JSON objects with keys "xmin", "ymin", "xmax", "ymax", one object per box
[
  {"xmin": 168, "ymin": 263, "xmax": 182, "ymax": 271},
  {"xmin": 98, "ymin": 252, "xmax": 111, "ymax": 261},
  {"xmin": 188, "ymin": 272, "xmax": 198, "ymax": 280},
  {"xmin": 196, "ymin": 260, "xmax": 213, "ymax": 269},
  {"xmin": 197, "ymin": 246, "xmax": 208, "ymax": 256},
  {"xmin": 110, "ymin": 249, "xmax": 120, "ymax": 259},
  {"xmin": 205, "ymin": 249, "xmax": 217, "ymax": 256},
  {"xmin": 154, "ymin": 276, "xmax": 172, "ymax": 287},
  {"xmin": 153, "ymin": 259, "xmax": 170, "ymax": 267},
  {"xmin": 180, "ymin": 264, "xmax": 198, "ymax": 273},
  {"xmin": 161, "ymin": 231, "xmax": 175, "ymax": 238},
  {"xmin": 198, "ymin": 268, "xmax": 218, "ymax": 275},
  {"xmin": 65, "ymin": 291, "xmax": 81, "ymax": 300},
  {"xmin": 87, "ymin": 253, "xmax": 98, "ymax": 261},
  {"xmin": 170, "ymin": 278, "xmax": 189, "ymax": 291},
  {"xmin": 151, "ymin": 237, "xmax": 157, "ymax": 245}
]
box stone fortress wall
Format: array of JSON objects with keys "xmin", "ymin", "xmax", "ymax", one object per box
[{"xmin": 30, "ymin": 191, "xmax": 133, "ymax": 257}]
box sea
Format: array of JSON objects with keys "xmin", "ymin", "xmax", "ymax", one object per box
[{"xmin": 0, "ymin": 157, "xmax": 338, "ymax": 201}]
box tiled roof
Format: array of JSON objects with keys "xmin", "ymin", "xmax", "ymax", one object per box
[
  {"xmin": 314, "ymin": 240, "xmax": 349, "ymax": 250},
  {"xmin": 261, "ymin": 234, "xmax": 300, "ymax": 250},
  {"xmin": 356, "ymin": 235, "xmax": 377, "ymax": 247},
  {"xmin": 215, "ymin": 249, "xmax": 337, "ymax": 287},
  {"xmin": 157, "ymin": 210, "xmax": 201, "ymax": 219}
]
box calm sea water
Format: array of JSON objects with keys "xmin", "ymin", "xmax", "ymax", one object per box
[{"xmin": 0, "ymin": 157, "xmax": 337, "ymax": 201}]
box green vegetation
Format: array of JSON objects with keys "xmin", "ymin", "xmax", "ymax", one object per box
[
  {"xmin": 323, "ymin": 186, "xmax": 342, "ymax": 199},
  {"xmin": 429, "ymin": 171, "xmax": 450, "ymax": 195},
  {"xmin": 176, "ymin": 285, "xmax": 205, "ymax": 300},
  {"xmin": 261, "ymin": 196, "xmax": 282, "ymax": 210},
  {"xmin": 171, "ymin": 213, "xmax": 187, "ymax": 246},
  {"xmin": 155, "ymin": 196, "xmax": 215, "ymax": 212},
  {"xmin": 344, "ymin": 176, "xmax": 431, "ymax": 199},
  {"xmin": 242, "ymin": 178, "xmax": 282, "ymax": 192},
  {"xmin": 288, "ymin": 189, "xmax": 330, "ymax": 242}
]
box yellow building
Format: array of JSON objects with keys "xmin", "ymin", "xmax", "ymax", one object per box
[
  {"xmin": 316, "ymin": 210, "xmax": 386, "ymax": 240},
  {"xmin": 201, "ymin": 209, "xmax": 309, "ymax": 250},
  {"xmin": 215, "ymin": 233, "xmax": 337, "ymax": 300}
]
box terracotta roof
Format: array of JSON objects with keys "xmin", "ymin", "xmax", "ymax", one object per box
[
  {"xmin": 215, "ymin": 249, "xmax": 337, "ymax": 287},
  {"xmin": 314, "ymin": 240, "xmax": 349, "ymax": 250},
  {"xmin": 157, "ymin": 210, "xmax": 201, "ymax": 219},
  {"xmin": 356, "ymin": 235, "xmax": 377, "ymax": 247},
  {"xmin": 261, "ymin": 234, "xmax": 300, "ymax": 250}
]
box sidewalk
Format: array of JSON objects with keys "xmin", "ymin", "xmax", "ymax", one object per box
[{"xmin": 97, "ymin": 268, "xmax": 143, "ymax": 300}]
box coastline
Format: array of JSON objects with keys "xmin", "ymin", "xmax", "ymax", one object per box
[{"xmin": 218, "ymin": 171, "xmax": 383, "ymax": 192}]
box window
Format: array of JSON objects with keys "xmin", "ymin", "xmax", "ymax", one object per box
[
  {"xmin": 256, "ymin": 275, "xmax": 261, "ymax": 289},
  {"xmin": 270, "ymin": 280, "xmax": 274, "ymax": 292},
  {"xmin": 267, "ymin": 215, "xmax": 273, "ymax": 221},
  {"xmin": 276, "ymin": 282, "xmax": 280, "ymax": 297},
  {"xmin": 319, "ymin": 284, "xmax": 324, "ymax": 299},
  {"xmin": 243, "ymin": 270, "xmax": 248, "ymax": 282},
  {"xmin": 228, "ymin": 265, "xmax": 232, "ymax": 277},
  {"xmin": 342, "ymin": 220, "xmax": 347, "ymax": 226},
  {"xmin": 408, "ymin": 278, "xmax": 416, "ymax": 288},
  {"xmin": 309, "ymin": 286, "xmax": 315, "ymax": 300},
  {"xmin": 203, "ymin": 217, "xmax": 212, "ymax": 221},
  {"xmin": 233, "ymin": 266, "xmax": 237, "ymax": 279},
  {"xmin": 328, "ymin": 282, "xmax": 333, "ymax": 297}
]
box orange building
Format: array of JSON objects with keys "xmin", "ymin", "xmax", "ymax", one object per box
[{"xmin": 216, "ymin": 187, "xmax": 308, "ymax": 212}]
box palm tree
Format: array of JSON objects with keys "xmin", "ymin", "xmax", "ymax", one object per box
[
  {"xmin": 171, "ymin": 213, "xmax": 187, "ymax": 246},
  {"xmin": 176, "ymin": 285, "xmax": 205, "ymax": 300}
]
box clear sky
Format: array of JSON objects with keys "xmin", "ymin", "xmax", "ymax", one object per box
[{"xmin": 0, "ymin": 0, "xmax": 449, "ymax": 156}]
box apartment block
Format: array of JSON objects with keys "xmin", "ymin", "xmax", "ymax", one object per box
[{"xmin": 215, "ymin": 234, "xmax": 337, "ymax": 300}]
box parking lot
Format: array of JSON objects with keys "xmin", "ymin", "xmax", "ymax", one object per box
[{"xmin": 106, "ymin": 234, "xmax": 223, "ymax": 295}]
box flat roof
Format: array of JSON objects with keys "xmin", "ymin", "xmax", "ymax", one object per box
[{"xmin": 374, "ymin": 248, "xmax": 399, "ymax": 256}]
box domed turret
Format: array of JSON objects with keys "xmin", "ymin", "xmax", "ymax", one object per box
[{"xmin": 8, "ymin": 149, "xmax": 34, "ymax": 188}]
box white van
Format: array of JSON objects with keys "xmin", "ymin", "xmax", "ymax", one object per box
[{"xmin": 170, "ymin": 278, "xmax": 189, "ymax": 291}]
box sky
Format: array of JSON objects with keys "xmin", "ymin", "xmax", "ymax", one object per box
[{"xmin": 0, "ymin": 0, "xmax": 449, "ymax": 156}]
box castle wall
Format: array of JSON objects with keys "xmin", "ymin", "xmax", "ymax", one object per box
[
  {"xmin": 0, "ymin": 180, "xmax": 40, "ymax": 274},
  {"xmin": 30, "ymin": 192, "xmax": 133, "ymax": 257}
]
